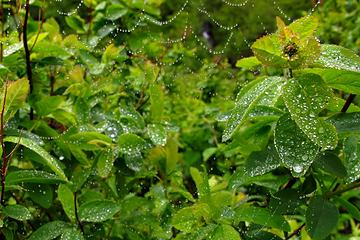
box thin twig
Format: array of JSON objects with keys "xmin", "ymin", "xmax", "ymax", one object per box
[
  {"xmin": 341, "ymin": 94, "xmax": 356, "ymax": 113},
  {"xmin": 326, "ymin": 180, "xmax": 360, "ymax": 198},
  {"xmin": 29, "ymin": 6, "xmax": 45, "ymax": 52},
  {"xmin": 285, "ymin": 223, "xmax": 305, "ymax": 240},
  {"xmin": 74, "ymin": 192, "xmax": 85, "ymax": 234},
  {"xmin": 0, "ymin": 0, "xmax": 4, "ymax": 62},
  {"xmin": 23, "ymin": 0, "xmax": 34, "ymax": 120},
  {"xmin": 0, "ymin": 81, "xmax": 8, "ymax": 205}
]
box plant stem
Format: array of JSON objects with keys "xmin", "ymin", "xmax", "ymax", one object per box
[
  {"xmin": 0, "ymin": 0, "xmax": 4, "ymax": 63},
  {"xmin": 74, "ymin": 192, "xmax": 85, "ymax": 234},
  {"xmin": 285, "ymin": 223, "xmax": 305, "ymax": 240},
  {"xmin": 326, "ymin": 180, "xmax": 360, "ymax": 198},
  {"xmin": 23, "ymin": 0, "xmax": 34, "ymax": 120},
  {"xmin": 341, "ymin": 94, "xmax": 356, "ymax": 113},
  {"xmin": 0, "ymin": 82, "xmax": 7, "ymax": 205}
]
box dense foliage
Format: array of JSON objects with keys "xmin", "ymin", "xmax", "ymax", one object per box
[{"xmin": 0, "ymin": 0, "xmax": 360, "ymax": 239}]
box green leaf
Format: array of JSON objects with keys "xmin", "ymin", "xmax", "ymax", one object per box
[
  {"xmin": 234, "ymin": 205, "xmax": 290, "ymax": 232},
  {"xmin": 314, "ymin": 44, "xmax": 360, "ymax": 73},
  {"xmin": 3, "ymin": 205, "xmax": 32, "ymax": 221},
  {"xmin": 67, "ymin": 132, "xmax": 112, "ymax": 150},
  {"xmin": 327, "ymin": 112, "xmax": 360, "ymax": 134},
  {"xmin": 65, "ymin": 16, "xmax": 85, "ymax": 33},
  {"xmin": 245, "ymin": 144, "xmax": 281, "ymax": 177},
  {"xmin": 79, "ymin": 50, "xmax": 105, "ymax": 75},
  {"xmin": 210, "ymin": 225, "xmax": 241, "ymax": 240},
  {"xmin": 172, "ymin": 203, "xmax": 211, "ymax": 233},
  {"xmin": 4, "ymin": 137, "xmax": 68, "ymax": 181},
  {"xmin": 269, "ymin": 189, "xmax": 304, "ymax": 215},
  {"xmin": 343, "ymin": 136, "xmax": 360, "ymax": 183},
  {"xmin": 235, "ymin": 56, "xmax": 261, "ymax": 70},
  {"xmin": 313, "ymin": 151, "xmax": 347, "ymax": 178},
  {"xmin": 96, "ymin": 149, "xmax": 115, "ymax": 178},
  {"xmin": 58, "ymin": 184, "xmax": 75, "ymax": 222},
  {"xmin": 306, "ymin": 196, "xmax": 339, "ymax": 240},
  {"xmin": 147, "ymin": 123, "xmax": 167, "ymax": 146},
  {"xmin": 222, "ymin": 76, "xmax": 285, "ymax": 141},
  {"xmin": 78, "ymin": 200, "xmax": 120, "ymax": 222},
  {"xmin": 252, "ymin": 34, "xmax": 287, "ymax": 67},
  {"xmin": 28, "ymin": 221, "xmax": 70, "ymax": 240},
  {"xmin": 282, "ymin": 74, "xmax": 337, "ymax": 149},
  {"xmin": 274, "ymin": 114, "xmax": 319, "ymax": 177},
  {"xmin": 166, "ymin": 137, "xmax": 178, "ymax": 175},
  {"xmin": 33, "ymin": 96, "xmax": 64, "ymax": 116},
  {"xmin": 27, "ymin": 184, "xmax": 54, "ymax": 208},
  {"xmin": 5, "ymin": 170, "xmax": 66, "ymax": 185},
  {"xmin": 150, "ymin": 84, "xmax": 164, "ymax": 121},
  {"xmin": 301, "ymin": 68, "xmax": 360, "ymax": 94},
  {"xmin": 118, "ymin": 133, "xmax": 147, "ymax": 171},
  {"xmin": 287, "ymin": 16, "xmax": 318, "ymax": 40},
  {"xmin": 106, "ymin": 5, "xmax": 128, "ymax": 20},
  {"xmin": 60, "ymin": 228, "xmax": 84, "ymax": 240},
  {"xmin": 0, "ymin": 78, "xmax": 30, "ymax": 123},
  {"xmin": 190, "ymin": 167, "xmax": 210, "ymax": 200},
  {"xmin": 334, "ymin": 197, "xmax": 360, "ymax": 221}
]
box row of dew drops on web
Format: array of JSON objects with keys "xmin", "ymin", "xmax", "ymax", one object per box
[
  {"xmin": 51, "ymin": 0, "xmax": 320, "ymax": 57},
  {"xmin": 3, "ymin": 0, "xmax": 323, "ymax": 167},
  {"xmin": 8, "ymin": 1, "xmax": 323, "ymax": 237},
  {"xmin": 10, "ymin": 0, "xmax": 323, "ymax": 159}
]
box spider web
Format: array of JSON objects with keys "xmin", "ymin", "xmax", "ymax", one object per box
[{"xmin": 5, "ymin": 0, "xmax": 322, "ymax": 238}]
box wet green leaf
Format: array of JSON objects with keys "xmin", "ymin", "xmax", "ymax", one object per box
[
  {"xmin": 327, "ymin": 112, "xmax": 360, "ymax": 134},
  {"xmin": 314, "ymin": 44, "xmax": 360, "ymax": 73},
  {"xmin": 334, "ymin": 197, "xmax": 360, "ymax": 221},
  {"xmin": 0, "ymin": 78, "xmax": 29, "ymax": 123},
  {"xmin": 306, "ymin": 196, "xmax": 339, "ymax": 240},
  {"xmin": 282, "ymin": 74, "xmax": 337, "ymax": 149},
  {"xmin": 223, "ymin": 76, "xmax": 285, "ymax": 141},
  {"xmin": 5, "ymin": 170, "xmax": 66, "ymax": 185},
  {"xmin": 60, "ymin": 228, "xmax": 84, "ymax": 240},
  {"xmin": 172, "ymin": 203, "xmax": 211, "ymax": 233},
  {"xmin": 313, "ymin": 151, "xmax": 347, "ymax": 178},
  {"xmin": 28, "ymin": 221, "xmax": 70, "ymax": 240},
  {"xmin": 106, "ymin": 5, "xmax": 128, "ymax": 20},
  {"xmin": 3, "ymin": 205, "xmax": 32, "ymax": 221},
  {"xmin": 4, "ymin": 137, "xmax": 68, "ymax": 181},
  {"xmin": 234, "ymin": 205, "xmax": 290, "ymax": 232},
  {"xmin": 79, "ymin": 200, "xmax": 120, "ymax": 222},
  {"xmin": 275, "ymin": 114, "xmax": 319, "ymax": 177},
  {"xmin": 343, "ymin": 136, "xmax": 360, "ymax": 183},
  {"xmin": 190, "ymin": 167, "xmax": 210, "ymax": 200},
  {"xmin": 118, "ymin": 133, "xmax": 147, "ymax": 171},
  {"xmin": 236, "ymin": 56, "xmax": 261, "ymax": 70},
  {"xmin": 58, "ymin": 184, "xmax": 76, "ymax": 222}
]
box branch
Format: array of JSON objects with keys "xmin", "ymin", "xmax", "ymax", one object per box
[
  {"xmin": 341, "ymin": 94, "xmax": 356, "ymax": 113},
  {"xmin": 0, "ymin": 81, "xmax": 8, "ymax": 205},
  {"xmin": 326, "ymin": 180, "xmax": 360, "ymax": 198},
  {"xmin": 285, "ymin": 223, "xmax": 305, "ymax": 240},
  {"xmin": 74, "ymin": 192, "xmax": 85, "ymax": 234},
  {"xmin": 23, "ymin": 0, "xmax": 34, "ymax": 120}
]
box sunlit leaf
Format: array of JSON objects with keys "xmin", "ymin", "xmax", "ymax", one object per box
[{"xmin": 0, "ymin": 78, "xmax": 29, "ymax": 123}]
